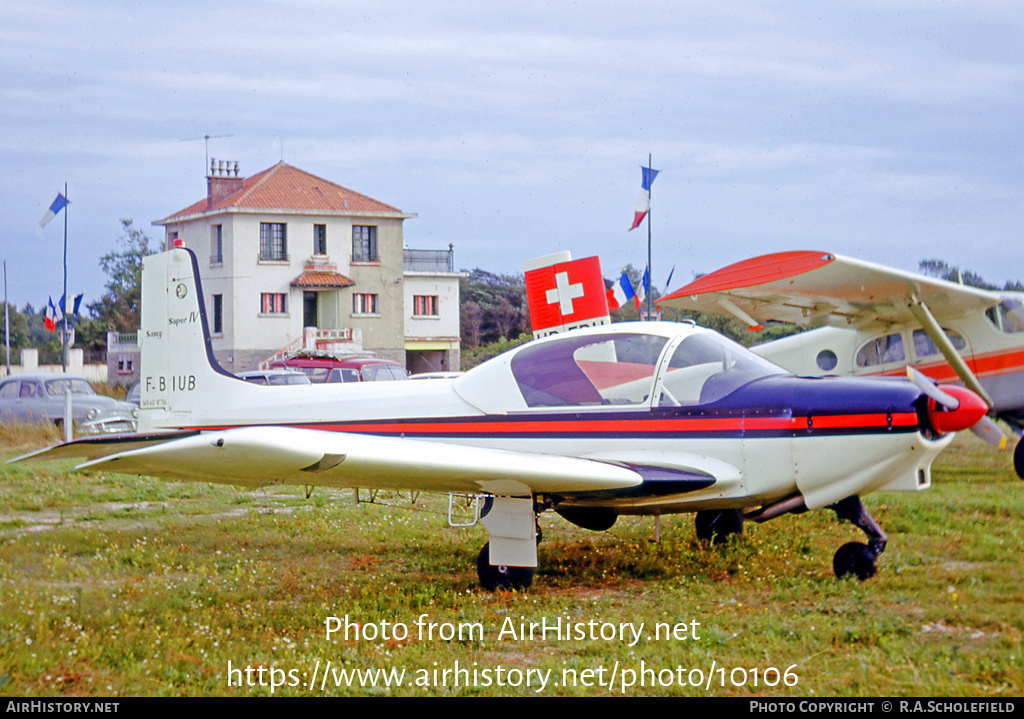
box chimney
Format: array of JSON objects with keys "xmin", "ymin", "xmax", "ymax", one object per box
[{"xmin": 207, "ymin": 158, "xmax": 243, "ymax": 210}]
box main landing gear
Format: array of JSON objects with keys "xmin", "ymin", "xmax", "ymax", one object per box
[
  {"xmin": 476, "ymin": 542, "xmax": 535, "ymax": 592},
  {"xmin": 475, "ymin": 496, "xmax": 540, "ymax": 591},
  {"xmin": 694, "ymin": 509, "xmax": 744, "ymax": 544},
  {"xmin": 829, "ymin": 496, "xmax": 888, "ymax": 581}
]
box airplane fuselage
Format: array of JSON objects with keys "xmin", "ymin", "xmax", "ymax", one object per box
[{"xmin": 753, "ymin": 292, "xmax": 1024, "ymax": 422}]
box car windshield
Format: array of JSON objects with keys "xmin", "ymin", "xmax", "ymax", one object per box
[
  {"xmin": 44, "ymin": 378, "xmax": 94, "ymax": 396},
  {"xmin": 361, "ymin": 364, "xmax": 407, "ymax": 381},
  {"xmin": 297, "ymin": 367, "xmax": 331, "ymax": 383},
  {"xmin": 267, "ymin": 373, "xmax": 309, "ymax": 385}
]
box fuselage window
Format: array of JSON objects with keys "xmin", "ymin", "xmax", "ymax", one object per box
[
  {"xmin": 911, "ymin": 328, "xmax": 967, "ymax": 358},
  {"xmin": 816, "ymin": 349, "xmax": 838, "ymax": 371},
  {"xmin": 856, "ymin": 333, "xmax": 905, "ymax": 367}
]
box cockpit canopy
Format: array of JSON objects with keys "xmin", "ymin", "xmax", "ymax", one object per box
[{"xmin": 454, "ymin": 323, "xmax": 787, "ymax": 413}]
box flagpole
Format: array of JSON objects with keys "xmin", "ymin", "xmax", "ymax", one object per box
[
  {"xmin": 62, "ymin": 182, "xmax": 68, "ymax": 374},
  {"xmin": 62, "ymin": 182, "xmax": 71, "ymax": 442},
  {"xmin": 646, "ymin": 153, "xmax": 652, "ymax": 321},
  {"xmin": 4, "ymin": 261, "xmax": 9, "ymax": 376}
]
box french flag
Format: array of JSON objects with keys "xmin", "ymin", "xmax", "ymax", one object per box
[
  {"xmin": 628, "ymin": 166, "xmax": 659, "ymax": 231},
  {"xmin": 44, "ymin": 296, "xmax": 63, "ymax": 332},
  {"xmin": 634, "ymin": 266, "xmax": 649, "ymax": 309},
  {"xmin": 606, "ymin": 272, "xmax": 635, "ymax": 310}
]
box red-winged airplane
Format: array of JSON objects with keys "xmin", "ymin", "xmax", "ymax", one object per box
[
  {"xmin": 15, "ymin": 248, "xmax": 987, "ymax": 590},
  {"xmin": 657, "ymin": 250, "xmax": 1024, "ymax": 478}
]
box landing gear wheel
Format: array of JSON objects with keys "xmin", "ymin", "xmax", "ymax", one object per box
[
  {"xmin": 476, "ymin": 543, "xmax": 534, "ymax": 592},
  {"xmin": 833, "ymin": 541, "xmax": 878, "ymax": 581},
  {"xmin": 695, "ymin": 509, "xmax": 744, "ymax": 544}
]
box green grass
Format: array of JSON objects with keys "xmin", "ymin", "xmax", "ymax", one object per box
[{"xmin": 0, "ymin": 431, "xmax": 1021, "ymax": 696}]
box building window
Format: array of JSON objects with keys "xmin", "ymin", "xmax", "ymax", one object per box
[
  {"xmin": 352, "ymin": 293, "xmax": 378, "ymax": 315},
  {"xmin": 259, "ymin": 223, "xmax": 288, "ymax": 261},
  {"xmin": 352, "ymin": 226, "xmax": 378, "ymax": 262},
  {"xmin": 261, "ymin": 293, "xmax": 287, "ymax": 315},
  {"xmin": 314, "ymin": 224, "xmax": 327, "ymax": 255},
  {"xmin": 211, "ymin": 225, "xmax": 223, "ymax": 264},
  {"xmin": 413, "ymin": 295, "xmax": 439, "ymax": 317},
  {"xmin": 212, "ymin": 294, "xmax": 223, "ymax": 333}
]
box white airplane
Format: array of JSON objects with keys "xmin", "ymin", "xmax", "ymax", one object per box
[
  {"xmin": 15, "ymin": 247, "xmax": 988, "ymax": 589},
  {"xmin": 657, "ymin": 250, "xmax": 1024, "ymax": 478}
]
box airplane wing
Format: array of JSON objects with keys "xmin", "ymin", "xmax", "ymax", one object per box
[
  {"xmin": 658, "ymin": 251, "xmax": 999, "ymax": 329},
  {"xmin": 11, "ymin": 426, "xmax": 713, "ymax": 499}
]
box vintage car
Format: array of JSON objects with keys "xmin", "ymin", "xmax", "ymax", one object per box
[
  {"xmin": 0, "ymin": 373, "xmax": 138, "ymax": 434},
  {"xmin": 270, "ymin": 356, "xmax": 408, "ymax": 383}
]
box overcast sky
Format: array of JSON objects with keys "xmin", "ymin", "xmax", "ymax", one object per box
[{"xmin": 2, "ymin": 0, "xmax": 1022, "ymax": 311}]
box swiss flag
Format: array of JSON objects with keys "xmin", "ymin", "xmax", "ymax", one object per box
[{"xmin": 524, "ymin": 256, "xmax": 610, "ymax": 335}]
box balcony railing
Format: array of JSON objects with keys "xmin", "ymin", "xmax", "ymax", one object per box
[{"xmin": 404, "ymin": 247, "xmax": 454, "ymax": 273}]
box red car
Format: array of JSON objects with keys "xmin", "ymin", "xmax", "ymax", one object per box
[{"xmin": 269, "ymin": 356, "xmax": 408, "ymax": 383}]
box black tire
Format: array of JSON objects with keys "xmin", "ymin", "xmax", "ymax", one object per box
[
  {"xmin": 476, "ymin": 543, "xmax": 534, "ymax": 592},
  {"xmin": 694, "ymin": 509, "xmax": 744, "ymax": 544},
  {"xmin": 833, "ymin": 541, "xmax": 877, "ymax": 581}
]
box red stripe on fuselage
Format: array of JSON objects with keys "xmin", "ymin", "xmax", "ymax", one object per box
[
  {"xmin": 874, "ymin": 347, "xmax": 1024, "ymax": 381},
  {"xmin": 176, "ymin": 411, "xmax": 920, "ymax": 436}
]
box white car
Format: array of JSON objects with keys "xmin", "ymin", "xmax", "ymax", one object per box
[{"xmin": 0, "ymin": 373, "xmax": 137, "ymax": 434}]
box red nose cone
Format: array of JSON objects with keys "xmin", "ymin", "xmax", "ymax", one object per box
[{"xmin": 927, "ymin": 385, "xmax": 988, "ymax": 434}]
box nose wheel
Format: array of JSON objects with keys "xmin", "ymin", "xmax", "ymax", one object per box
[{"xmin": 829, "ymin": 496, "xmax": 887, "ymax": 580}]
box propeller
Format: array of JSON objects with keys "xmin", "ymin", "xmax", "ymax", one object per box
[
  {"xmin": 906, "ymin": 366, "xmax": 960, "ymax": 410},
  {"xmin": 906, "ymin": 366, "xmax": 988, "ymax": 435},
  {"xmin": 907, "ymin": 298, "xmax": 1009, "ymax": 448}
]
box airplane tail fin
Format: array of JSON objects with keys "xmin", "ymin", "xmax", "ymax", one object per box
[{"xmin": 139, "ymin": 247, "xmax": 237, "ymax": 432}]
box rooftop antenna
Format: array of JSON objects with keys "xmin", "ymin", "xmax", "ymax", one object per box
[{"xmin": 180, "ymin": 133, "xmax": 234, "ymax": 174}]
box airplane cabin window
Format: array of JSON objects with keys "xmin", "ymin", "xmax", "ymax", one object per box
[
  {"xmin": 911, "ymin": 328, "xmax": 967, "ymax": 358},
  {"xmin": 856, "ymin": 333, "xmax": 905, "ymax": 367},
  {"xmin": 816, "ymin": 349, "xmax": 838, "ymax": 371}
]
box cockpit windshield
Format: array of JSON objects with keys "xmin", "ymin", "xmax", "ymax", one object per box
[
  {"xmin": 986, "ymin": 296, "xmax": 1024, "ymax": 334},
  {"xmin": 657, "ymin": 332, "xmax": 787, "ymax": 407}
]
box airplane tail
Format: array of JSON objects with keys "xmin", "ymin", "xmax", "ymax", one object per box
[{"xmin": 138, "ymin": 247, "xmax": 239, "ymax": 432}]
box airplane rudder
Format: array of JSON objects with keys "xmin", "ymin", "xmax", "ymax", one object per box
[{"xmin": 138, "ymin": 248, "xmax": 227, "ymax": 428}]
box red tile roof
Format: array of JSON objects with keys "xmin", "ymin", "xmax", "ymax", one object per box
[
  {"xmin": 158, "ymin": 162, "xmax": 408, "ymax": 222},
  {"xmin": 291, "ymin": 271, "xmax": 356, "ymax": 288}
]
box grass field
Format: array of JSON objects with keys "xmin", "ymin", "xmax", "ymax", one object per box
[{"xmin": 0, "ymin": 424, "xmax": 1021, "ymax": 697}]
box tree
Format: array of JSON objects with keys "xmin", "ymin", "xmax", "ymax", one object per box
[
  {"xmin": 88, "ymin": 219, "xmax": 156, "ymax": 333},
  {"xmin": 459, "ymin": 269, "xmax": 530, "ymax": 348}
]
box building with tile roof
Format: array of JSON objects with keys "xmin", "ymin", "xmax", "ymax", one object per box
[{"xmin": 153, "ymin": 161, "xmax": 463, "ymax": 374}]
